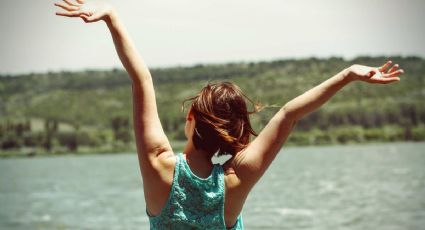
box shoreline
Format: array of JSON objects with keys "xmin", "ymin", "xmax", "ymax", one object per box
[{"xmin": 1, "ymin": 140, "xmax": 423, "ymax": 159}]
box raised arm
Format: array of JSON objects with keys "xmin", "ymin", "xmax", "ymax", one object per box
[
  {"xmin": 235, "ymin": 61, "xmax": 404, "ymax": 185},
  {"xmin": 281, "ymin": 61, "xmax": 403, "ymax": 121},
  {"xmin": 54, "ymin": 1, "xmax": 172, "ymax": 165},
  {"xmin": 103, "ymin": 9, "xmax": 174, "ymax": 163}
]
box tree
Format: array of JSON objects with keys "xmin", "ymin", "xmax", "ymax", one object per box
[
  {"xmin": 111, "ymin": 116, "xmax": 132, "ymax": 144},
  {"xmin": 43, "ymin": 119, "xmax": 58, "ymax": 151}
]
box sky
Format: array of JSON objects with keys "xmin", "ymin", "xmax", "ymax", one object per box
[{"xmin": 0, "ymin": 0, "xmax": 424, "ymax": 75}]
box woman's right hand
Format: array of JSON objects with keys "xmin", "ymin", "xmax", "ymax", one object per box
[
  {"xmin": 346, "ymin": 61, "xmax": 404, "ymax": 84},
  {"xmin": 55, "ymin": 0, "xmax": 114, "ymax": 23}
]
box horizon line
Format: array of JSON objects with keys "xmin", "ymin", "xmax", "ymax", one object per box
[{"xmin": 1, "ymin": 54, "xmax": 422, "ymax": 77}]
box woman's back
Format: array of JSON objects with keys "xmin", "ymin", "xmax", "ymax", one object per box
[{"xmin": 148, "ymin": 153, "xmax": 243, "ymax": 229}]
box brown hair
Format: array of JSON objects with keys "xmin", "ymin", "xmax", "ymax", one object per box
[{"xmin": 182, "ymin": 82, "xmax": 261, "ymax": 157}]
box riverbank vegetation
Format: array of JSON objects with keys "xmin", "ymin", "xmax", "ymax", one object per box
[{"xmin": 1, "ymin": 56, "xmax": 424, "ymax": 157}]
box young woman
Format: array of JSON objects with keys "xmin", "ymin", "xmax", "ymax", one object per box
[{"xmin": 55, "ymin": 1, "xmax": 404, "ymax": 229}]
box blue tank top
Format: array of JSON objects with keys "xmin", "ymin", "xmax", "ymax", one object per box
[{"xmin": 147, "ymin": 153, "xmax": 243, "ymax": 230}]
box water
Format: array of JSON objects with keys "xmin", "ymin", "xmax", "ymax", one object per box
[{"xmin": 1, "ymin": 142, "xmax": 425, "ymax": 230}]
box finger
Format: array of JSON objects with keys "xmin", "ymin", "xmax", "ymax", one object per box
[
  {"xmin": 378, "ymin": 60, "xmax": 393, "ymax": 72},
  {"xmin": 383, "ymin": 69, "xmax": 404, "ymax": 78},
  {"xmin": 387, "ymin": 64, "xmax": 399, "ymax": 73},
  {"xmin": 76, "ymin": 0, "xmax": 85, "ymax": 4},
  {"xmin": 368, "ymin": 77, "xmax": 400, "ymax": 84},
  {"xmin": 80, "ymin": 15, "xmax": 89, "ymax": 23},
  {"xmin": 80, "ymin": 13, "xmax": 99, "ymax": 22},
  {"xmin": 54, "ymin": 2, "xmax": 79, "ymax": 11},
  {"xmin": 80, "ymin": 14, "xmax": 93, "ymax": 23},
  {"xmin": 63, "ymin": 0, "xmax": 80, "ymax": 7},
  {"xmin": 56, "ymin": 10, "xmax": 82, "ymax": 17}
]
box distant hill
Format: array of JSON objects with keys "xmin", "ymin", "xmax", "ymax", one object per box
[{"xmin": 1, "ymin": 56, "xmax": 424, "ymax": 156}]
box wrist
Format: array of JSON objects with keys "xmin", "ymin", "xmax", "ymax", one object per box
[
  {"xmin": 342, "ymin": 66, "xmax": 357, "ymax": 82},
  {"xmin": 104, "ymin": 8, "xmax": 117, "ymax": 25}
]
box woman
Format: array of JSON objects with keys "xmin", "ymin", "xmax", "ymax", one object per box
[{"xmin": 54, "ymin": 1, "xmax": 404, "ymax": 229}]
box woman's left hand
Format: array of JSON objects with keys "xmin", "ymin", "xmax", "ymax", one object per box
[
  {"xmin": 346, "ymin": 61, "xmax": 404, "ymax": 84},
  {"xmin": 55, "ymin": 0, "xmax": 114, "ymax": 23}
]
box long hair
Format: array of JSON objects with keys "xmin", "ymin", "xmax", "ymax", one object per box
[{"xmin": 182, "ymin": 82, "xmax": 261, "ymax": 157}]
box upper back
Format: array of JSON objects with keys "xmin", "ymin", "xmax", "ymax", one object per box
[{"xmin": 149, "ymin": 153, "xmax": 243, "ymax": 230}]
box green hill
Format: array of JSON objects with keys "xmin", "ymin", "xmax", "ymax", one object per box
[{"xmin": 1, "ymin": 56, "xmax": 424, "ymax": 157}]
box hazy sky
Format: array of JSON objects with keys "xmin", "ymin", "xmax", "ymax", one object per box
[{"xmin": 0, "ymin": 0, "xmax": 424, "ymax": 74}]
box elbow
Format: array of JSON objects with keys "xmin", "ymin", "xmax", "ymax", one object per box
[
  {"xmin": 280, "ymin": 104, "xmax": 299, "ymax": 123},
  {"xmin": 131, "ymin": 73, "xmax": 152, "ymax": 87}
]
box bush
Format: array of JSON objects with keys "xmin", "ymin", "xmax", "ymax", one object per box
[
  {"xmin": 412, "ymin": 125, "xmax": 425, "ymax": 141},
  {"xmin": 381, "ymin": 126, "xmax": 404, "ymax": 142},
  {"xmin": 57, "ymin": 131, "xmax": 78, "ymax": 151},
  {"xmin": 1, "ymin": 132, "xmax": 23, "ymax": 149},
  {"xmin": 288, "ymin": 132, "xmax": 311, "ymax": 145},
  {"xmin": 364, "ymin": 128, "xmax": 384, "ymax": 142},
  {"xmin": 332, "ymin": 126, "xmax": 365, "ymax": 144},
  {"xmin": 22, "ymin": 131, "xmax": 44, "ymax": 147},
  {"xmin": 309, "ymin": 129, "xmax": 334, "ymax": 145}
]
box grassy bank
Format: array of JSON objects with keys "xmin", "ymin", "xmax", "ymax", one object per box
[{"xmin": 1, "ymin": 56, "xmax": 424, "ymax": 157}]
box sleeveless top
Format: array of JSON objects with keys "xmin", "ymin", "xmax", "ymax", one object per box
[{"xmin": 147, "ymin": 153, "xmax": 244, "ymax": 230}]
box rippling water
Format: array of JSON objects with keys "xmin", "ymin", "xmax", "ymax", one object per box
[{"xmin": 1, "ymin": 142, "xmax": 425, "ymax": 229}]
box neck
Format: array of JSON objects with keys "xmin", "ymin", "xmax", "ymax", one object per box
[
  {"xmin": 183, "ymin": 141, "xmax": 213, "ymax": 163},
  {"xmin": 183, "ymin": 140, "xmax": 214, "ymax": 178}
]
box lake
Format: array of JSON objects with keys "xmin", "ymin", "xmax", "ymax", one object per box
[{"xmin": 1, "ymin": 142, "xmax": 424, "ymax": 230}]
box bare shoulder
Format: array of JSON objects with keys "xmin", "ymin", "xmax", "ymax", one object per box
[
  {"xmin": 139, "ymin": 150, "xmax": 176, "ymax": 184},
  {"xmin": 223, "ymin": 154, "xmax": 252, "ymax": 189},
  {"xmin": 228, "ymin": 110, "xmax": 296, "ymax": 186},
  {"xmin": 143, "ymin": 151, "xmax": 177, "ymax": 216},
  {"xmin": 222, "ymin": 156, "xmax": 251, "ymax": 222},
  {"xmin": 156, "ymin": 151, "xmax": 177, "ymax": 171},
  {"xmin": 223, "ymin": 151, "xmax": 250, "ymax": 188}
]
